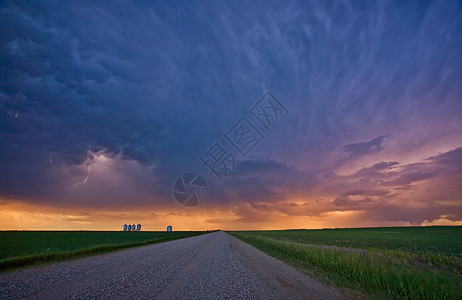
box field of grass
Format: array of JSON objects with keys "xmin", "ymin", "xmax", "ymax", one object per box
[
  {"xmin": 0, "ymin": 231, "xmax": 205, "ymax": 272},
  {"xmin": 229, "ymin": 226, "xmax": 462, "ymax": 299}
]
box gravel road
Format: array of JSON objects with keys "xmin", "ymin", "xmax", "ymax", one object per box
[{"xmin": 0, "ymin": 231, "xmax": 347, "ymax": 299}]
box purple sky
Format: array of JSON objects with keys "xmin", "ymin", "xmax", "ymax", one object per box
[{"xmin": 0, "ymin": 0, "xmax": 461, "ymax": 229}]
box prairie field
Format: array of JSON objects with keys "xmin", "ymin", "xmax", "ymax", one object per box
[
  {"xmin": 0, "ymin": 231, "xmax": 205, "ymax": 271},
  {"xmin": 229, "ymin": 226, "xmax": 462, "ymax": 299}
]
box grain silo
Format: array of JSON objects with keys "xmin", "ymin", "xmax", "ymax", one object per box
[{"xmin": 167, "ymin": 225, "xmax": 172, "ymax": 232}]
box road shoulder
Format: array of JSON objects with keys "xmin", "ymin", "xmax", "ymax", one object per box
[{"xmin": 225, "ymin": 232, "xmax": 349, "ymax": 299}]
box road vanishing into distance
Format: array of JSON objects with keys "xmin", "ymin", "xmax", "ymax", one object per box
[{"xmin": 0, "ymin": 231, "xmax": 346, "ymax": 299}]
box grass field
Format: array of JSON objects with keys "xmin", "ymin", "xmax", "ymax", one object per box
[
  {"xmin": 0, "ymin": 231, "xmax": 205, "ymax": 272},
  {"xmin": 229, "ymin": 226, "xmax": 462, "ymax": 299}
]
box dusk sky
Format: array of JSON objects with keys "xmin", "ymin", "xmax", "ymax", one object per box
[{"xmin": 1, "ymin": 0, "xmax": 461, "ymax": 230}]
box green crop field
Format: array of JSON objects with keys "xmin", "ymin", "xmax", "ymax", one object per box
[
  {"xmin": 229, "ymin": 226, "xmax": 462, "ymax": 299},
  {"xmin": 0, "ymin": 231, "xmax": 205, "ymax": 272}
]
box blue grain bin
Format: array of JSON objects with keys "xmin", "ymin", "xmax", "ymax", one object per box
[
  {"xmin": 167, "ymin": 225, "xmax": 172, "ymax": 232},
  {"xmin": 137, "ymin": 224, "xmax": 141, "ymax": 231},
  {"xmin": 132, "ymin": 224, "xmax": 136, "ymax": 231},
  {"xmin": 128, "ymin": 224, "xmax": 132, "ymax": 231},
  {"xmin": 123, "ymin": 224, "xmax": 127, "ymax": 231}
]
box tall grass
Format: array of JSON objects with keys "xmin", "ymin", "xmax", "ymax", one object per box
[{"xmin": 230, "ymin": 232, "xmax": 462, "ymax": 299}]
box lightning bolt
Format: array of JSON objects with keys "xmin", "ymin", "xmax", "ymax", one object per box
[
  {"xmin": 94, "ymin": 153, "xmax": 119, "ymax": 175},
  {"xmin": 94, "ymin": 153, "xmax": 122, "ymax": 186},
  {"xmin": 73, "ymin": 150, "xmax": 122, "ymax": 188},
  {"xmin": 0, "ymin": 103, "xmax": 19, "ymax": 118},
  {"xmin": 74, "ymin": 160, "xmax": 92, "ymax": 188}
]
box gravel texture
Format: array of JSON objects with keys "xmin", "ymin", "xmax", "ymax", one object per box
[{"xmin": 0, "ymin": 231, "xmax": 348, "ymax": 299}]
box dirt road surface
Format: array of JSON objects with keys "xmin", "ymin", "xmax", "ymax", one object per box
[{"xmin": 0, "ymin": 231, "xmax": 347, "ymax": 299}]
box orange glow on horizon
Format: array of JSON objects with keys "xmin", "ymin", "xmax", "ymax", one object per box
[{"xmin": 1, "ymin": 198, "xmax": 461, "ymax": 231}]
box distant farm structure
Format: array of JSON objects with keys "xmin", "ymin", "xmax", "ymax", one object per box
[
  {"xmin": 123, "ymin": 224, "xmax": 141, "ymax": 231},
  {"xmin": 167, "ymin": 225, "xmax": 172, "ymax": 232}
]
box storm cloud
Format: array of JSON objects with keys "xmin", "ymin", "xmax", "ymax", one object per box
[{"xmin": 1, "ymin": 0, "xmax": 461, "ymax": 228}]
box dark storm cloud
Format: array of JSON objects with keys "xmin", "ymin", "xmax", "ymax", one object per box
[
  {"xmin": 330, "ymin": 135, "xmax": 389, "ymax": 168},
  {"xmin": 224, "ymin": 158, "xmax": 313, "ymax": 204},
  {"xmin": 346, "ymin": 149, "xmax": 462, "ymax": 193},
  {"xmin": 355, "ymin": 161, "xmax": 399, "ymax": 176},
  {"xmin": 331, "ymin": 196, "xmax": 373, "ymax": 207},
  {"xmin": 246, "ymin": 148, "xmax": 462, "ymax": 224},
  {"xmin": 0, "ymin": 0, "xmax": 248, "ymax": 201},
  {"xmin": 328, "ymin": 148, "xmax": 462, "ymax": 222},
  {"xmin": 387, "ymin": 170, "xmax": 438, "ymax": 186},
  {"xmin": 0, "ymin": 0, "xmax": 461, "ymax": 224},
  {"xmin": 342, "ymin": 135, "xmax": 387, "ymax": 159}
]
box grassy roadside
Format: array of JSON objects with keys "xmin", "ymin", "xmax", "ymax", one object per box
[
  {"xmin": 0, "ymin": 231, "xmax": 206, "ymax": 272},
  {"xmin": 228, "ymin": 231, "xmax": 462, "ymax": 299}
]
